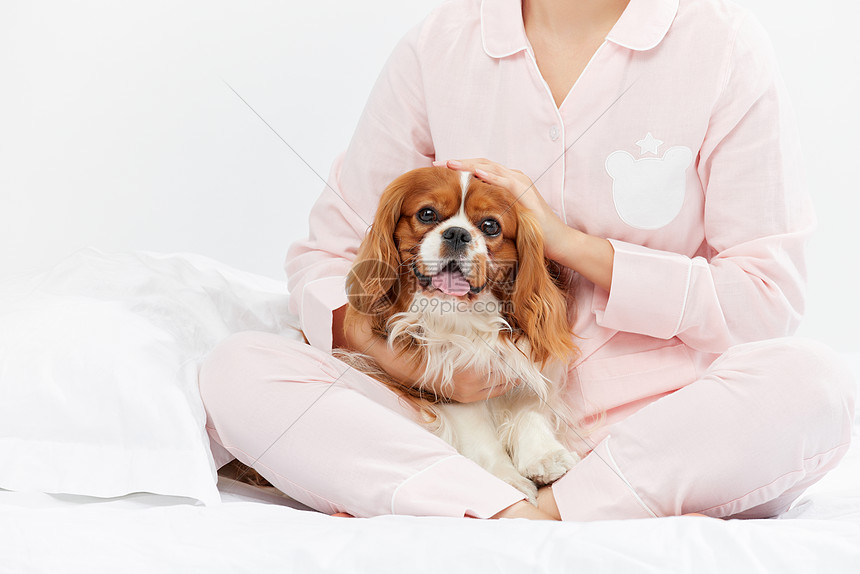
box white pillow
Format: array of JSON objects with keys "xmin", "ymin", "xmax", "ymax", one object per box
[{"xmin": 0, "ymin": 249, "xmax": 302, "ymax": 504}]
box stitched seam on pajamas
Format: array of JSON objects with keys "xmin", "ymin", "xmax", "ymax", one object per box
[
  {"xmin": 390, "ymin": 454, "xmax": 461, "ymax": 515},
  {"xmin": 604, "ymin": 435, "xmax": 660, "ymax": 518}
]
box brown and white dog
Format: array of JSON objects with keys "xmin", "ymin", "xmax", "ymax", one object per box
[{"xmin": 340, "ymin": 166, "xmax": 581, "ymax": 502}]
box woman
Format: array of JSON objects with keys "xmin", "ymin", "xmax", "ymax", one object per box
[{"xmin": 199, "ymin": 0, "xmax": 855, "ymax": 521}]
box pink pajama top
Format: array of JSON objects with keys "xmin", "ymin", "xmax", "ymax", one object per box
[{"xmin": 285, "ymin": 0, "xmax": 813, "ymax": 430}]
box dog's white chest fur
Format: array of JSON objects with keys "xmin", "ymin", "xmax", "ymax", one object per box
[{"xmin": 388, "ymin": 292, "xmax": 579, "ymax": 503}]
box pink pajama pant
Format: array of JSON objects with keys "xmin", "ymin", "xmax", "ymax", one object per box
[{"xmin": 198, "ymin": 333, "xmax": 855, "ymax": 520}]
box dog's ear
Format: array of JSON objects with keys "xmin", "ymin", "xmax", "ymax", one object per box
[
  {"xmin": 345, "ymin": 178, "xmax": 408, "ymax": 318},
  {"xmin": 510, "ymin": 209, "xmax": 577, "ymax": 365}
]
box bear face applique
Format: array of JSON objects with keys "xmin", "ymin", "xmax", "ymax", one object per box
[{"xmin": 605, "ymin": 145, "xmax": 693, "ymax": 230}]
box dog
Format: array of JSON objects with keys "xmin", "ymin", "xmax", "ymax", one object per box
[{"xmin": 337, "ymin": 166, "xmax": 582, "ymax": 502}]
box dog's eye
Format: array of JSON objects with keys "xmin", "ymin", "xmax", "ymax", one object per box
[
  {"xmin": 416, "ymin": 208, "xmax": 438, "ymax": 224},
  {"xmin": 480, "ymin": 218, "xmax": 501, "ymax": 237}
]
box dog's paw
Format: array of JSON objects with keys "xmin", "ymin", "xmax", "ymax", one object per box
[{"xmin": 519, "ymin": 449, "xmax": 580, "ymax": 486}]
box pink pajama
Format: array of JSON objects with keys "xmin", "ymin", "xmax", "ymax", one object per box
[{"xmin": 199, "ymin": 332, "xmax": 854, "ymax": 519}]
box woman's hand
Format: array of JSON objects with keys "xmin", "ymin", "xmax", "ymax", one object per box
[
  {"xmin": 435, "ymin": 158, "xmax": 615, "ymax": 293},
  {"xmin": 446, "ymin": 365, "xmax": 512, "ymax": 403},
  {"xmin": 338, "ymin": 305, "xmax": 511, "ymax": 403},
  {"xmin": 435, "ymin": 158, "xmax": 567, "ymax": 258}
]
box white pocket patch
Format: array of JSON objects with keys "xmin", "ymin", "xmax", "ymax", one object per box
[{"xmin": 605, "ymin": 145, "xmax": 693, "ymax": 230}]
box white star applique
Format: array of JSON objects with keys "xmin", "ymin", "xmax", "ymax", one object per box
[{"xmin": 636, "ymin": 132, "xmax": 663, "ymax": 155}]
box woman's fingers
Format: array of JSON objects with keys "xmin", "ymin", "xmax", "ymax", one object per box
[
  {"xmin": 434, "ymin": 158, "xmax": 499, "ymax": 175},
  {"xmin": 445, "ymin": 158, "xmax": 487, "ymax": 171},
  {"xmin": 482, "ymin": 383, "xmax": 510, "ymax": 400},
  {"xmin": 432, "ymin": 156, "xmax": 562, "ymax": 256},
  {"xmin": 474, "ymin": 167, "xmax": 501, "ymax": 183},
  {"xmin": 446, "ymin": 368, "xmax": 516, "ymax": 403},
  {"xmin": 436, "ymin": 158, "xmax": 531, "ymax": 196},
  {"xmin": 454, "ymin": 378, "xmax": 517, "ymax": 403}
]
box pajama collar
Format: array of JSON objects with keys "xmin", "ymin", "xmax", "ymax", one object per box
[{"xmin": 481, "ymin": 0, "xmax": 680, "ymax": 58}]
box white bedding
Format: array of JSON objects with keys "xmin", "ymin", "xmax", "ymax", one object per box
[
  {"xmin": 1, "ymin": 460, "xmax": 858, "ymax": 573},
  {"xmin": 1, "ymin": 251, "xmax": 858, "ymax": 573}
]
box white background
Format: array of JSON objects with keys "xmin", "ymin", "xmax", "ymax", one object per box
[{"xmin": 1, "ymin": 0, "xmax": 858, "ymax": 351}]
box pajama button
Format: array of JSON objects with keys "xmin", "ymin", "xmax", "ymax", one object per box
[{"xmin": 549, "ymin": 125, "xmax": 560, "ymax": 141}]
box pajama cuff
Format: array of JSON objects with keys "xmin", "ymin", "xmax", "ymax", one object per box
[
  {"xmin": 390, "ymin": 454, "xmax": 527, "ymax": 518},
  {"xmin": 299, "ymin": 275, "xmax": 349, "ymax": 353},
  {"xmin": 592, "ymin": 239, "xmax": 693, "ymax": 339},
  {"xmin": 551, "ymin": 436, "xmax": 659, "ymax": 521}
]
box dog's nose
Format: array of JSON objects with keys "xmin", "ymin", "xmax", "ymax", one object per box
[{"xmin": 441, "ymin": 226, "xmax": 472, "ymax": 250}]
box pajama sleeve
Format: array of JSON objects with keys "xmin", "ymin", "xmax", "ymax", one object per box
[
  {"xmin": 285, "ymin": 23, "xmax": 435, "ymax": 353},
  {"xmin": 592, "ymin": 15, "xmax": 814, "ymax": 354}
]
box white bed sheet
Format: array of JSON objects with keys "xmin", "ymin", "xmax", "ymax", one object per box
[
  {"xmin": 1, "ymin": 382, "xmax": 858, "ymax": 573},
  {"xmin": 1, "ymin": 253, "xmax": 858, "ymax": 573},
  {"xmin": 1, "ymin": 450, "xmax": 858, "ymax": 574}
]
